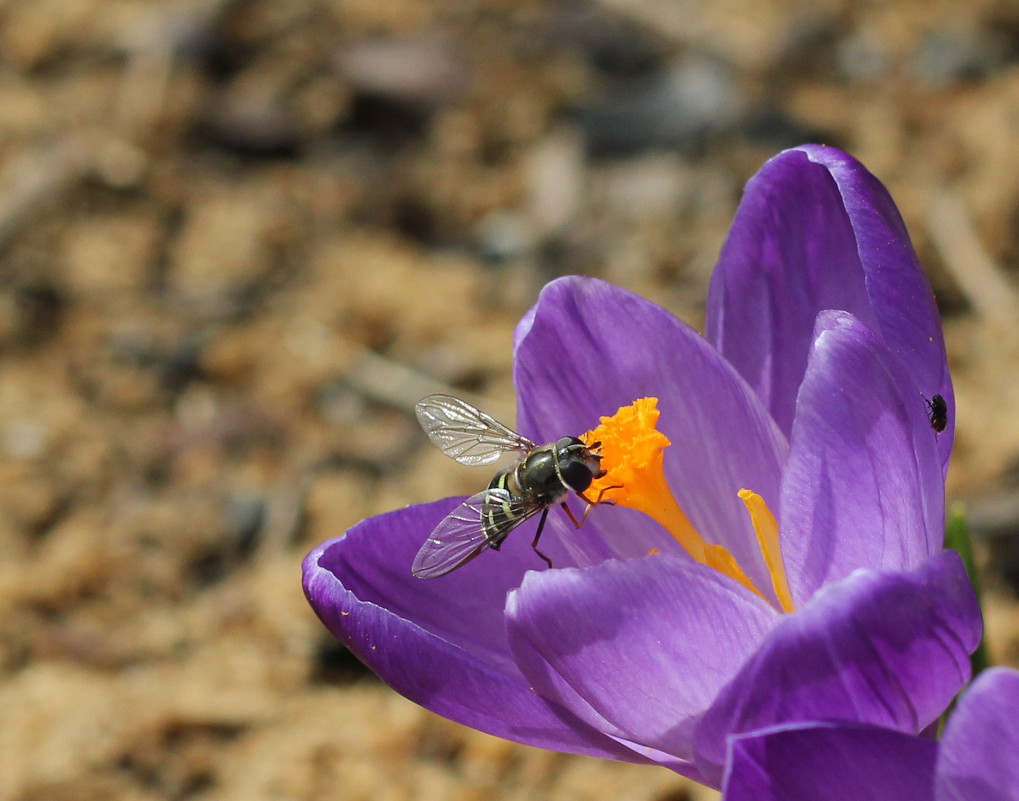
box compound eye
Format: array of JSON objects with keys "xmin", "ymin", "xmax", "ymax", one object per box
[{"xmin": 559, "ymin": 457, "xmax": 593, "ymax": 492}]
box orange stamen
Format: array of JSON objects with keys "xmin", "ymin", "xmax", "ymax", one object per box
[{"xmin": 739, "ymin": 489, "xmax": 795, "ymax": 613}]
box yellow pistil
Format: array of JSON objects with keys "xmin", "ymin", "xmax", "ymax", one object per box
[{"xmin": 583, "ymin": 398, "xmax": 762, "ymax": 600}]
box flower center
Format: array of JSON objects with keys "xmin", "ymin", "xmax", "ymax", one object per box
[{"xmin": 583, "ymin": 398, "xmax": 794, "ymax": 612}]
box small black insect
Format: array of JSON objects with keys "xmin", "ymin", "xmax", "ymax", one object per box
[
  {"xmin": 924, "ymin": 393, "xmax": 948, "ymax": 433},
  {"xmin": 413, "ymin": 394, "xmax": 610, "ymax": 578}
]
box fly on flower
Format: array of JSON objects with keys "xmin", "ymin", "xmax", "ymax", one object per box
[
  {"xmin": 412, "ymin": 394, "xmax": 609, "ymax": 578},
  {"xmin": 924, "ymin": 393, "xmax": 948, "ymax": 433}
]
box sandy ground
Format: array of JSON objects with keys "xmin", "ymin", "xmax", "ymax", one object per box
[{"xmin": 2, "ymin": 0, "xmax": 1019, "ymax": 799}]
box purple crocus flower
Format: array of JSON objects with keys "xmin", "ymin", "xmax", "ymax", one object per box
[
  {"xmin": 303, "ymin": 145, "xmax": 982, "ymax": 787},
  {"xmin": 722, "ymin": 666, "xmax": 1019, "ymax": 801}
]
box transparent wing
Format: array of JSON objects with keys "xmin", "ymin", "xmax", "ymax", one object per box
[
  {"xmin": 416, "ymin": 394, "xmax": 534, "ymax": 466},
  {"xmin": 412, "ymin": 488, "xmax": 544, "ymax": 579}
]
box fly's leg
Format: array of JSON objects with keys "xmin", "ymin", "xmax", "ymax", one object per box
[
  {"xmin": 560, "ymin": 482, "xmax": 623, "ymax": 531},
  {"xmin": 544, "ymin": 485, "xmax": 622, "ymax": 569},
  {"xmin": 575, "ymin": 483, "xmax": 622, "ymax": 525},
  {"xmin": 578, "ymin": 483, "xmax": 622, "ymax": 508},
  {"xmin": 560, "ymin": 502, "xmax": 582, "ymax": 528},
  {"xmin": 531, "ymin": 507, "xmax": 553, "ymax": 569}
]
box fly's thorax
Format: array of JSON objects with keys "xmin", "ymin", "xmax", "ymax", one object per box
[{"xmin": 513, "ymin": 448, "xmax": 569, "ymax": 504}]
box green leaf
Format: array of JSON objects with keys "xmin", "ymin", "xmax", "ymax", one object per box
[{"xmin": 945, "ymin": 501, "xmax": 989, "ymax": 678}]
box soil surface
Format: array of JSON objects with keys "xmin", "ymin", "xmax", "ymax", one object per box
[{"xmin": 3, "ymin": 1, "xmax": 1019, "ymax": 800}]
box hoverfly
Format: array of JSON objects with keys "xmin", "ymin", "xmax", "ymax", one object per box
[
  {"xmin": 924, "ymin": 393, "xmax": 948, "ymax": 433},
  {"xmin": 412, "ymin": 394, "xmax": 609, "ymax": 579}
]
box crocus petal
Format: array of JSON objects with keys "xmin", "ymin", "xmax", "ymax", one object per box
[
  {"xmin": 302, "ymin": 499, "xmax": 649, "ymax": 762},
  {"xmin": 505, "ymin": 554, "xmax": 778, "ymax": 763},
  {"xmin": 722, "ymin": 722, "xmax": 937, "ymax": 801},
  {"xmin": 511, "ymin": 496, "xmax": 686, "ymax": 576},
  {"xmin": 706, "ymin": 145, "xmax": 952, "ymax": 471},
  {"xmin": 937, "ymin": 667, "xmax": 1019, "ymax": 801},
  {"xmin": 693, "ymin": 550, "xmax": 981, "ymax": 786},
  {"xmin": 780, "ymin": 310, "xmax": 945, "ymax": 604},
  {"xmin": 513, "ymin": 276, "xmax": 788, "ymax": 598}
]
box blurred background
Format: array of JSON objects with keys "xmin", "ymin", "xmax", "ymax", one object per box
[{"xmin": 2, "ymin": 0, "xmax": 1019, "ymax": 799}]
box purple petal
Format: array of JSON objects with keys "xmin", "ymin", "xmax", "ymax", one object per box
[
  {"xmin": 504, "ymin": 554, "xmax": 779, "ymax": 762},
  {"xmin": 513, "ymin": 276, "xmax": 788, "ymax": 601},
  {"xmin": 780, "ymin": 310, "xmax": 945, "ymax": 604},
  {"xmin": 505, "ymin": 497, "xmax": 688, "ymax": 578},
  {"xmin": 706, "ymin": 145, "xmax": 952, "ymax": 471},
  {"xmin": 938, "ymin": 667, "xmax": 1019, "ymax": 801},
  {"xmin": 723, "ymin": 722, "xmax": 937, "ymax": 801},
  {"xmin": 302, "ymin": 500, "xmax": 649, "ymax": 761},
  {"xmin": 693, "ymin": 550, "xmax": 981, "ymax": 786}
]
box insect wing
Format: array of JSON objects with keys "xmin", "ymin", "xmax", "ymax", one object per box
[
  {"xmin": 416, "ymin": 394, "xmax": 534, "ymax": 466},
  {"xmin": 412, "ymin": 488, "xmax": 542, "ymax": 579}
]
